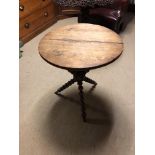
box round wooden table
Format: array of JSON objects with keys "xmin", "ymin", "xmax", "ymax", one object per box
[{"xmin": 38, "ymin": 23, "xmax": 123, "ymax": 122}]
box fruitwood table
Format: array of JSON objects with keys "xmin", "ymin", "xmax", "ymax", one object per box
[{"xmin": 38, "ymin": 23, "xmax": 123, "ymax": 122}]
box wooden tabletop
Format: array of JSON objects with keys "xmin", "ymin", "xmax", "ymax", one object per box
[{"xmin": 38, "ymin": 23, "xmax": 123, "ymax": 70}]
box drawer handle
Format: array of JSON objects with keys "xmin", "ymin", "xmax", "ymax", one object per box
[
  {"xmin": 44, "ymin": 12, "xmax": 48, "ymax": 17},
  {"xmin": 19, "ymin": 5, "xmax": 24, "ymax": 11},
  {"xmin": 24, "ymin": 23, "xmax": 30, "ymax": 29}
]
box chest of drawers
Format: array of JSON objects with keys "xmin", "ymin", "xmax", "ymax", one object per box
[{"xmin": 19, "ymin": 0, "xmax": 59, "ymax": 43}]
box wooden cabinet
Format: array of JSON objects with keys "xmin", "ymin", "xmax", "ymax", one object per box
[
  {"xmin": 58, "ymin": 6, "xmax": 81, "ymax": 19},
  {"xmin": 19, "ymin": 0, "xmax": 59, "ymax": 43},
  {"xmin": 19, "ymin": 0, "xmax": 81, "ymax": 43}
]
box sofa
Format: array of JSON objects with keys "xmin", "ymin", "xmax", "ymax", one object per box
[{"xmin": 78, "ymin": 0, "xmax": 132, "ymax": 33}]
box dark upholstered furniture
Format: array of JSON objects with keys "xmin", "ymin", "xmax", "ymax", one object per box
[
  {"xmin": 54, "ymin": 0, "xmax": 133, "ymax": 33},
  {"xmin": 78, "ymin": 0, "xmax": 131, "ymax": 33}
]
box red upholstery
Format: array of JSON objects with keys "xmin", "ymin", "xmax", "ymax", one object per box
[
  {"xmin": 89, "ymin": 0, "xmax": 129, "ymax": 16},
  {"xmin": 89, "ymin": 8, "xmax": 122, "ymax": 20},
  {"xmin": 78, "ymin": 0, "xmax": 131, "ymax": 33},
  {"xmin": 106, "ymin": 0, "xmax": 129, "ymax": 11}
]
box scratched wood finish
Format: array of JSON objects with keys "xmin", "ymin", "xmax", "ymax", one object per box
[{"xmin": 38, "ymin": 24, "xmax": 123, "ymax": 70}]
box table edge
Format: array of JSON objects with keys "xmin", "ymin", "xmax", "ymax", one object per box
[{"xmin": 39, "ymin": 50, "xmax": 123, "ymax": 71}]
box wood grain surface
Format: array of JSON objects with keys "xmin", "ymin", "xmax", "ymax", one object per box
[{"xmin": 38, "ymin": 24, "xmax": 123, "ymax": 70}]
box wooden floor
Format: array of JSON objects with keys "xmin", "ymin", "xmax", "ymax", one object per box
[{"xmin": 20, "ymin": 17, "xmax": 135, "ymax": 155}]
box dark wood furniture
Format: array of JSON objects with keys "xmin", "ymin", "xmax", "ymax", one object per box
[
  {"xmin": 19, "ymin": 0, "xmax": 81, "ymax": 44},
  {"xmin": 58, "ymin": 6, "xmax": 80, "ymax": 19},
  {"xmin": 38, "ymin": 24, "xmax": 123, "ymax": 122},
  {"xmin": 19, "ymin": 0, "xmax": 59, "ymax": 43}
]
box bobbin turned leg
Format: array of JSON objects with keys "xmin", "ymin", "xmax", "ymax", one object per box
[
  {"xmin": 77, "ymin": 80, "xmax": 86, "ymax": 122},
  {"xmin": 55, "ymin": 78, "xmax": 76, "ymax": 94},
  {"xmin": 84, "ymin": 77, "xmax": 97, "ymax": 85},
  {"xmin": 55, "ymin": 70, "xmax": 92, "ymax": 122}
]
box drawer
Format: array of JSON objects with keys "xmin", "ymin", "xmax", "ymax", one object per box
[
  {"xmin": 19, "ymin": 0, "xmax": 52, "ymax": 19},
  {"xmin": 20, "ymin": 3, "xmax": 57, "ymax": 38}
]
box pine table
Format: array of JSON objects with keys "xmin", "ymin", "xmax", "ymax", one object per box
[{"xmin": 38, "ymin": 23, "xmax": 123, "ymax": 122}]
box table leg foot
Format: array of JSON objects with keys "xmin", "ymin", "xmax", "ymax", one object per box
[
  {"xmin": 55, "ymin": 78, "xmax": 76, "ymax": 94},
  {"xmin": 77, "ymin": 80, "xmax": 87, "ymax": 122}
]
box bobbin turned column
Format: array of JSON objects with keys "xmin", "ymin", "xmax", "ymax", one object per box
[
  {"xmin": 71, "ymin": 70, "xmax": 88, "ymax": 122},
  {"xmin": 77, "ymin": 80, "xmax": 86, "ymax": 122}
]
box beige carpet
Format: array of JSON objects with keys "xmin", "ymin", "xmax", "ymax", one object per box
[{"xmin": 20, "ymin": 17, "xmax": 135, "ymax": 155}]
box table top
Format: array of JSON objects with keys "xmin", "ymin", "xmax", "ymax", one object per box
[{"xmin": 38, "ymin": 23, "xmax": 123, "ymax": 70}]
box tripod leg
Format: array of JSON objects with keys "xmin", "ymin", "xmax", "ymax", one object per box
[
  {"xmin": 55, "ymin": 78, "xmax": 76, "ymax": 94},
  {"xmin": 84, "ymin": 77, "xmax": 97, "ymax": 85},
  {"xmin": 77, "ymin": 80, "xmax": 86, "ymax": 122}
]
